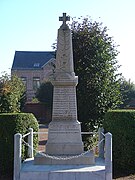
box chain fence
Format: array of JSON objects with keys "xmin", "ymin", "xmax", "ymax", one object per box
[{"xmin": 22, "ymin": 136, "xmax": 104, "ymax": 161}]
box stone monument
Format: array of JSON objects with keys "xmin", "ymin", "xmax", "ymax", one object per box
[{"xmin": 35, "ymin": 13, "xmax": 95, "ymax": 165}]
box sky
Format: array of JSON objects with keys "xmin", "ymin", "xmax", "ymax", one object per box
[{"xmin": 0, "ymin": 0, "xmax": 135, "ymax": 82}]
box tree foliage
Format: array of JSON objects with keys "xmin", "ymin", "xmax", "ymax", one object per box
[
  {"xmin": 40, "ymin": 16, "xmax": 122, "ymax": 131},
  {"xmin": 0, "ymin": 73, "xmax": 26, "ymax": 113},
  {"xmin": 120, "ymin": 79, "xmax": 135, "ymax": 108},
  {"xmin": 35, "ymin": 81, "xmax": 53, "ymax": 109},
  {"xmin": 71, "ymin": 17, "xmax": 122, "ymax": 131}
]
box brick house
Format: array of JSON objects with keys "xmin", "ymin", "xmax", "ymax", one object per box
[{"xmin": 11, "ymin": 51, "xmax": 55, "ymax": 102}]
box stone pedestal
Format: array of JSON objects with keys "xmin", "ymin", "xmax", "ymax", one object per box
[
  {"xmin": 46, "ymin": 120, "xmax": 83, "ymax": 155},
  {"xmin": 46, "ymin": 77, "xmax": 84, "ymax": 156}
]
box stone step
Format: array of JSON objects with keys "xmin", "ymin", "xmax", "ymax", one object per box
[{"xmin": 20, "ymin": 158, "xmax": 105, "ymax": 180}]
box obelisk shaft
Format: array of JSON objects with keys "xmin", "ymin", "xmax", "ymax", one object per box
[{"xmin": 55, "ymin": 25, "xmax": 74, "ymax": 73}]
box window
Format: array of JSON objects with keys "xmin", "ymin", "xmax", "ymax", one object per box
[
  {"xmin": 33, "ymin": 77, "xmax": 40, "ymax": 90},
  {"xmin": 21, "ymin": 77, "xmax": 27, "ymax": 87},
  {"xmin": 34, "ymin": 63, "xmax": 40, "ymax": 67}
]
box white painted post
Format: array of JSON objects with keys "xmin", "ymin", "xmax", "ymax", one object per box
[
  {"xmin": 105, "ymin": 132, "xmax": 112, "ymax": 180},
  {"xmin": 98, "ymin": 127, "xmax": 104, "ymax": 158},
  {"xmin": 28, "ymin": 128, "xmax": 33, "ymax": 158},
  {"xmin": 14, "ymin": 133, "xmax": 22, "ymax": 180}
]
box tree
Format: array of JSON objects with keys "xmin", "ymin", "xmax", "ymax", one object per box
[
  {"xmin": 35, "ymin": 81, "xmax": 53, "ymax": 109},
  {"xmin": 120, "ymin": 78, "xmax": 135, "ymax": 108},
  {"xmin": 0, "ymin": 73, "xmax": 26, "ymax": 113},
  {"xmin": 71, "ymin": 17, "xmax": 122, "ymax": 131}
]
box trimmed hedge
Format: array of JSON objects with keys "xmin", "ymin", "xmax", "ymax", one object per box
[
  {"xmin": 103, "ymin": 110, "xmax": 135, "ymax": 176},
  {"xmin": 0, "ymin": 113, "xmax": 39, "ymax": 177}
]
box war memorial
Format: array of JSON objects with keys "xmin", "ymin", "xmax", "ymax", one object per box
[{"xmin": 13, "ymin": 13, "xmax": 112, "ymax": 180}]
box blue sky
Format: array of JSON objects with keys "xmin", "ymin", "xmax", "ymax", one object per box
[{"xmin": 0, "ymin": 0, "xmax": 135, "ymax": 82}]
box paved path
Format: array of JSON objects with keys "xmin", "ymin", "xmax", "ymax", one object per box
[{"xmin": 38, "ymin": 124, "xmax": 48, "ymax": 152}]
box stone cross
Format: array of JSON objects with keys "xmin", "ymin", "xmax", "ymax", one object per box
[{"xmin": 59, "ymin": 13, "xmax": 70, "ymax": 27}]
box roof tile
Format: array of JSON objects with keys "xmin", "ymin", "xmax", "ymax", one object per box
[{"xmin": 12, "ymin": 51, "xmax": 55, "ymax": 69}]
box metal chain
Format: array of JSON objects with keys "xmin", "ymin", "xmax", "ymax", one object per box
[{"xmin": 22, "ymin": 138, "xmax": 104, "ymax": 161}]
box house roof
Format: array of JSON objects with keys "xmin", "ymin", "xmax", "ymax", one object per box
[{"xmin": 12, "ymin": 51, "xmax": 55, "ymax": 70}]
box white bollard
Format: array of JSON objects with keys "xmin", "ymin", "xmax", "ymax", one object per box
[
  {"xmin": 105, "ymin": 132, "xmax": 112, "ymax": 180},
  {"xmin": 13, "ymin": 133, "xmax": 22, "ymax": 180},
  {"xmin": 98, "ymin": 127, "xmax": 104, "ymax": 158},
  {"xmin": 28, "ymin": 128, "xmax": 33, "ymax": 158}
]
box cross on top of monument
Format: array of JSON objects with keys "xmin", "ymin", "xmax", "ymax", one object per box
[{"xmin": 59, "ymin": 13, "xmax": 70, "ymax": 28}]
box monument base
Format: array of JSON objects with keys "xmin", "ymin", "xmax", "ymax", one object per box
[
  {"xmin": 20, "ymin": 158, "xmax": 105, "ymax": 180},
  {"xmin": 46, "ymin": 120, "xmax": 84, "ymax": 155},
  {"xmin": 46, "ymin": 143, "xmax": 83, "ymax": 155},
  {"xmin": 34, "ymin": 151, "xmax": 95, "ymax": 165}
]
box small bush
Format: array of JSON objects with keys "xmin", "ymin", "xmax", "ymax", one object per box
[
  {"xmin": 103, "ymin": 110, "xmax": 135, "ymax": 177},
  {"xmin": 0, "ymin": 113, "xmax": 39, "ymax": 177}
]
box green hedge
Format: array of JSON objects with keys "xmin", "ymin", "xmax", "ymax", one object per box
[
  {"xmin": 0, "ymin": 113, "xmax": 39, "ymax": 177},
  {"xmin": 103, "ymin": 110, "xmax": 135, "ymax": 176}
]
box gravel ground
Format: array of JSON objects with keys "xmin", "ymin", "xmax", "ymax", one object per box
[{"xmin": 114, "ymin": 176, "xmax": 135, "ymax": 180}]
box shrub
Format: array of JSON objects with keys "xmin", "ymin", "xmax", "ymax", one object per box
[
  {"xmin": 0, "ymin": 73, "xmax": 26, "ymax": 113},
  {"xmin": 103, "ymin": 110, "xmax": 135, "ymax": 177},
  {"xmin": 0, "ymin": 113, "xmax": 39, "ymax": 177}
]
